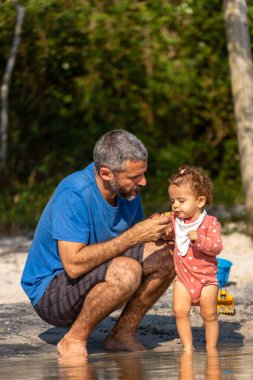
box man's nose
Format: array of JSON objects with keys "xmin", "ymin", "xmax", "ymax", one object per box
[{"xmin": 137, "ymin": 175, "xmax": 146, "ymax": 187}]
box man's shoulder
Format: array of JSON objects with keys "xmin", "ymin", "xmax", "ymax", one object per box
[{"xmin": 58, "ymin": 163, "xmax": 95, "ymax": 193}]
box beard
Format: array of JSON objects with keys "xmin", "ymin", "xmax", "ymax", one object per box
[{"xmin": 108, "ymin": 178, "xmax": 141, "ymax": 200}]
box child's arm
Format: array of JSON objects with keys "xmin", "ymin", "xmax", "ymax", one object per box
[{"xmin": 188, "ymin": 217, "xmax": 223, "ymax": 256}]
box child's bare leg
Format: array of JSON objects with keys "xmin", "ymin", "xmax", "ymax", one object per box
[
  {"xmin": 200, "ymin": 285, "xmax": 219, "ymax": 350},
  {"xmin": 173, "ymin": 281, "xmax": 193, "ymax": 351}
]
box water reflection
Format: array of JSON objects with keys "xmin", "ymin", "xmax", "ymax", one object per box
[
  {"xmin": 0, "ymin": 346, "xmax": 253, "ymax": 379},
  {"xmin": 58, "ymin": 356, "xmax": 97, "ymax": 380},
  {"xmin": 178, "ymin": 351, "xmax": 195, "ymax": 380},
  {"xmin": 178, "ymin": 349, "xmax": 222, "ymax": 380}
]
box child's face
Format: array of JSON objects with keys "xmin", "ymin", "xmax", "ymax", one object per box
[{"xmin": 168, "ymin": 184, "xmax": 206, "ymax": 219}]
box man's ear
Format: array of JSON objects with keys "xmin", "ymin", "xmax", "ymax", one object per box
[
  {"xmin": 198, "ymin": 196, "xmax": 206, "ymax": 209},
  {"xmin": 99, "ymin": 166, "xmax": 113, "ymax": 181}
]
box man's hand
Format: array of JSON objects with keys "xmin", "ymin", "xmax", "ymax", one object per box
[
  {"xmin": 58, "ymin": 214, "xmax": 172, "ymax": 279},
  {"xmin": 148, "ymin": 212, "xmax": 173, "ymax": 241},
  {"xmin": 187, "ymin": 230, "xmax": 198, "ymax": 242},
  {"xmin": 130, "ymin": 215, "xmax": 172, "ymax": 244}
]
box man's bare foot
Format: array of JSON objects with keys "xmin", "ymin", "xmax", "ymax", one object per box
[
  {"xmin": 103, "ymin": 331, "xmax": 145, "ymax": 352},
  {"xmin": 57, "ymin": 335, "xmax": 88, "ymax": 357}
]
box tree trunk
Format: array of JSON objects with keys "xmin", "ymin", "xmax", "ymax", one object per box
[
  {"xmin": 0, "ymin": 1, "xmax": 25, "ymax": 170},
  {"xmin": 223, "ymin": 0, "xmax": 253, "ymax": 237}
]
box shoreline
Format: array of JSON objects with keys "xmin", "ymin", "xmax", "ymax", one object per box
[{"xmin": 0, "ymin": 232, "xmax": 253, "ymax": 358}]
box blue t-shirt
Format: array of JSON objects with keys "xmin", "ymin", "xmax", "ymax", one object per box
[{"xmin": 21, "ymin": 163, "xmax": 144, "ymax": 305}]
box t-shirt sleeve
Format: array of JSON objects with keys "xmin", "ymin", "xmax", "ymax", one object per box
[{"xmin": 52, "ymin": 189, "xmax": 90, "ymax": 243}]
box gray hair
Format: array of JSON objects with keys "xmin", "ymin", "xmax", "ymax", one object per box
[{"xmin": 93, "ymin": 130, "xmax": 148, "ymax": 172}]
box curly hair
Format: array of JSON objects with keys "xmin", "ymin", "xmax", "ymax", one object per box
[{"xmin": 168, "ymin": 165, "xmax": 213, "ymax": 206}]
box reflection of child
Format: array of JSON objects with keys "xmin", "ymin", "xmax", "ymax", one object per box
[{"xmin": 168, "ymin": 165, "xmax": 223, "ymax": 351}]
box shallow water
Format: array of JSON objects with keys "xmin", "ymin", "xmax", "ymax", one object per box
[{"xmin": 0, "ymin": 346, "xmax": 253, "ymax": 379}]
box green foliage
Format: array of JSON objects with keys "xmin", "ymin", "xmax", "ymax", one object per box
[
  {"xmin": 0, "ymin": 0, "xmax": 248, "ymax": 230},
  {"xmin": 0, "ymin": 184, "xmax": 53, "ymax": 232}
]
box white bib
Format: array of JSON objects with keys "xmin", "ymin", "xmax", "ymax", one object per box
[{"xmin": 175, "ymin": 210, "xmax": 207, "ymax": 256}]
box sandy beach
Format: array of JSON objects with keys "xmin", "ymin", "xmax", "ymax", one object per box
[{"xmin": 0, "ymin": 229, "xmax": 253, "ymax": 359}]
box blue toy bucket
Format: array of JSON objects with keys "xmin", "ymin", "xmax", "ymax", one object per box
[{"xmin": 217, "ymin": 258, "xmax": 233, "ymax": 288}]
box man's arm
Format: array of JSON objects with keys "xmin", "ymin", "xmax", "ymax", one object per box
[{"xmin": 58, "ymin": 215, "xmax": 171, "ymax": 279}]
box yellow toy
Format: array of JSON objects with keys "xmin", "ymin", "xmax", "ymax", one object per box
[
  {"xmin": 217, "ymin": 289, "xmax": 235, "ymax": 315},
  {"xmin": 216, "ymin": 258, "xmax": 235, "ymax": 315}
]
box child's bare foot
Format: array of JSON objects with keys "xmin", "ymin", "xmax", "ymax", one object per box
[{"xmin": 183, "ymin": 345, "xmax": 194, "ymax": 352}]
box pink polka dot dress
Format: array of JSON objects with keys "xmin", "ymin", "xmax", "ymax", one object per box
[{"xmin": 172, "ymin": 214, "xmax": 223, "ymax": 305}]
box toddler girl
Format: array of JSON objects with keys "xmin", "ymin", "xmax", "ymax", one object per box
[{"xmin": 168, "ymin": 165, "xmax": 222, "ymax": 351}]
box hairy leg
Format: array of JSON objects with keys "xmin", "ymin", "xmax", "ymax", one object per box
[
  {"xmin": 57, "ymin": 256, "xmax": 142, "ymax": 357},
  {"xmin": 200, "ymin": 285, "xmax": 219, "ymax": 350},
  {"xmin": 104, "ymin": 240, "xmax": 175, "ymax": 352},
  {"xmin": 173, "ymin": 280, "xmax": 193, "ymax": 352}
]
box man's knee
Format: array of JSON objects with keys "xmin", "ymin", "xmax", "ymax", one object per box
[
  {"xmin": 106, "ymin": 256, "xmax": 142, "ymax": 293},
  {"xmin": 158, "ymin": 252, "xmax": 175, "ymax": 280},
  {"xmin": 143, "ymin": 243, "xmax": 175, "ymax": 279}
]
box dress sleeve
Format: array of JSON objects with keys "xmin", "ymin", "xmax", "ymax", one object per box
[
  {"xmin": 191, "ymin": 217, "xmax": 223, "ymax": 256},
  {"xmin": 52, "ymin": 189, "xmax": 90, "ymax": 243}
]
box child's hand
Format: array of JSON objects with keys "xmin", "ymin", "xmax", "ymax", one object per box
[
  {"xmin": 160, "ymin": 227, "xmax": 174, "ymax": 241},
  {"xmin": 187, "ymin": 230, "xmax": 198, "ymax": 241}
]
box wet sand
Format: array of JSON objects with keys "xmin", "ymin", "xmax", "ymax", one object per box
[{"xmin": 0, "ymin": 231, "xmax": 253, "ymax": 359}]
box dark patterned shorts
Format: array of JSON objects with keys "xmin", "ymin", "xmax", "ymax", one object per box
[{"xmin": 33, "ymin": 244, "xmax": 144, "ymax": 327}]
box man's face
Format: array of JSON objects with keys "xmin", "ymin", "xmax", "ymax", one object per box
[{"xmin": 109, "ymin": 160, "xmax": 147, "ymax": 200}]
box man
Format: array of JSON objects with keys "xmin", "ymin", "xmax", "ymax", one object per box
[{"xmin": 21, "ymin": 130, "xmax": 175, "ymax": 358}]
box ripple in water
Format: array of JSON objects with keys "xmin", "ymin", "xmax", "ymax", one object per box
[{"xmin": 0, "ymin": 346, "xmax": 253, "ymax": 379}]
